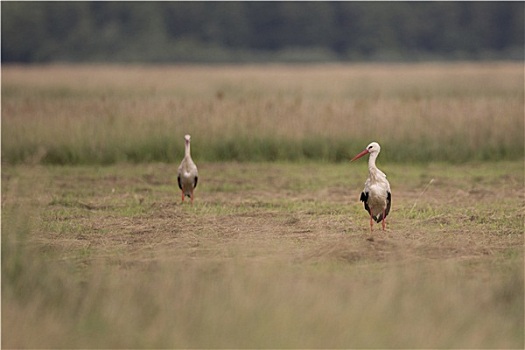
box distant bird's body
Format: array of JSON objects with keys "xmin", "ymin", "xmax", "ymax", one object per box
[
  {"xmin": 351, "ymin": 142, "xmax": 391, "ymax": 231},
  {"xmin": 177, "ymin": 134, "xmax": 198, "ymax": 204}
]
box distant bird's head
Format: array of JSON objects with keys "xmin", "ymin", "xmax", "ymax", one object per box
[{"xmin": 185, "ymin": 134, "xmax": 191, "ymax": 145}]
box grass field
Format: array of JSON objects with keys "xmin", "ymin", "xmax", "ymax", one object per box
[
  {"xmin": 2, "ymin": 63, "xmax": 524, "ymax": 348},
  {"xmin": 2, "ymin": 63, "xmax": 524, "ymax": 164},
  {"xmin": 2, "ymin": 161, "xmax": 524, "ymax": 348}
]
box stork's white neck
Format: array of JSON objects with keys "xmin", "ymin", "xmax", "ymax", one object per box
[
  {"xmin": 185, "ymin": 141, "xmax": 191, "ymax": 158},
  {"xmin": 368, "ymin": 151, "xmax": 379, "ymax": 171},
  {"xmin": 367, "ymin": 150, "xmax": 388, "ymax": 185}
]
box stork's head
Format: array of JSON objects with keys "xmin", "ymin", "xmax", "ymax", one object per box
[
  {"xmin": 351, "ymin": 141, "xmax": 381, "ymax": 161},
  {"xmin": 185, "ymin": 134, "xmax": 191, "ymax": 144},
  {"xmin": 366, "ymin": 142, "xmax": 381, "ymax": 154}
]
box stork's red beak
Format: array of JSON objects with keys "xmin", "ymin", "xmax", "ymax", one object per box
[{"xmin": 351, "ymin": 149, "xmax": 369, "ymax": 162}]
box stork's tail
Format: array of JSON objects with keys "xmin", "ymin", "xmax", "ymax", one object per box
[{"xmin": 375, "ymin": 210, "xmax": 391, "ymax": 223}]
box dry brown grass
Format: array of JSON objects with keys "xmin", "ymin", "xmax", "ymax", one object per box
[
  {"xmin": 2, "ymin": 63, "xmax": 523, "ymax": 163},
  {"xmin": 2, "ymin": 160, "xmax": 523, "ymax": 348}
]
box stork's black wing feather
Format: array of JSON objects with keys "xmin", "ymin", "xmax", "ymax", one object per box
[
  {"xmin": 360, "ymin": 192, "xmax": 371, "ymax": 215},
  {"xmin": 385, "ymin": 191, "xmax": 391, "ymax": 218},
  {"xmin": 177, "ymin": 175, "xmax": 182, "ymax": 190},
  {"xmin": 194, "ymin": 176, "xmax": 198, "ymax": 189}
]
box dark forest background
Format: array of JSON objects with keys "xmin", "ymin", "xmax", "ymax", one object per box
[{"xmin": 2, "ymin": 1, "xmax": 524, "ymax": 63}]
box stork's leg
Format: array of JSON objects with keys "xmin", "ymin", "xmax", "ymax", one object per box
[
  {"xmin": 190, "ymin": 189, "xmax": 194, "ymax": 205},
  {"xmin": 381, "ymin": 209, "xmax": 386, "ymax": 231},
  {"xmin": 369, "ymin": 213, "xmax": 374, "ymax": 232},
  {"xmin": 181, "ymin": 190, "xmax": 185, "ymax": 202}
]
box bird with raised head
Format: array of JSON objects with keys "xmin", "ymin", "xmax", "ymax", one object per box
[
  {"xmin": 177, "ymin": 134, "xmax": 198, "ymax": 204},
  {"xmin": 351, "ymin": 142, "xmax": 391, "ymax": 232}
]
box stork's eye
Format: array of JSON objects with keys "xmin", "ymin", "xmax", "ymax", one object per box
[{"xmin": 368, "ymin": 146, "xmax": 373, "ymax": 149}]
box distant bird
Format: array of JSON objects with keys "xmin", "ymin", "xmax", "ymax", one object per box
[
  {"xmin": 177, "ymin": 134, "xmax": 198, "ymax": 204},
  {"xmin": 351, "ymin": 142, "xmax": 391, "ymax": 232}
]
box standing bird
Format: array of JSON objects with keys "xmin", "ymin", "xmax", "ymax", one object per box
[
  {"xmin": 351, "ymin": 142, "xmax": 391, "ymax": 232},
  {"xmin": 177, "ymin": 134, "xmax": 198, "ymax": 204}
]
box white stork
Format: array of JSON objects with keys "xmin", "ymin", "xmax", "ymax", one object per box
[
  {"xmin": 351, "ymin": 142, "xmax": 391, "ymax": 231},
  {"xmin": 177, "ymin": 134, "xmax": 198, "ymax": 204}
]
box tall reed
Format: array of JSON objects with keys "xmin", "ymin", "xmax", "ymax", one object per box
[{"xmin": 2, "ymin": 63, "xmax": 523, "ymax": 164}]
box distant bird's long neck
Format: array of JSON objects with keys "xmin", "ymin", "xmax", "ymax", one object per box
[{"xmin": 185, "ymin": 141, "xmax": 191, "ymax": 158}]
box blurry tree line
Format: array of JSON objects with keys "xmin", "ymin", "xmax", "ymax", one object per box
[{"xmin": 2, "ymin": 1, "xmax": 524, "ymax": 63}]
